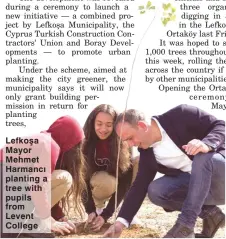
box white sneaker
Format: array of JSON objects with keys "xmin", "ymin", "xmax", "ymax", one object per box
[
  {"xmin": 96, "ymin": 207, "xmax": 104, "ymax": 215},
  {"xmin": 130, "ymin": 216, "xmax": 142, "ymax": 225}
]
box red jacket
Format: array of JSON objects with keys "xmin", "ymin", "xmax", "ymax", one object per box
[{"xmin": 1, "ymin": 115, "xmax": 84, "ymax": 220}]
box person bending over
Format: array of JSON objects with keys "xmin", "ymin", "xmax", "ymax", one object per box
[
  {"xmin": 104, "ymin": 104, "xmax": 225, "ymax": 238},
  {"xmin": 1, "ymin": 116, "xmax": 87, "ymax": 237}
]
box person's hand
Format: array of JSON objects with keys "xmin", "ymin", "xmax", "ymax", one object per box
[
  {"xmin": 103, "ymin": 221, "xmax": 125, "ymax": 238},
  {"xmin": 90, "ymin": 215, "xmax": 105, "ymax": 232},
  {"xmin": 84, "ymin": 212, "xmax": 97, "ymax": 231},
  {"xmin": 59, "ymin": 216, "xmax": 76, "ymax": 232},
  {"xmin": 51, "ymin": 218, "xmax": 75, "ymax": 235},
  {"xmin": 66, "ymin": 220, "xmax": 77, "ymax": 232},
  {"xmin": 182, "ymin": 139, "xmax": 211, "ymax": 155},
  {"xmin": 59, "ymin": 216, "xmax": 68, "ymax": 222}
]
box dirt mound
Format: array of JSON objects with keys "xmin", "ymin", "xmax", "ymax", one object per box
[
  {"xmin": 58, "ymin": 222, "xmax": 160, "ymax": 238},
  {"xmin": 57, "ymin": 198, "xmax": 225, "ymax": 238}
]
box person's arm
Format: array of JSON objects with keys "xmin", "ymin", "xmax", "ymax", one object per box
[
  {"xmin": 117, "ymin": 148, "xmax": 157, "ymax": 225},
  {"xmin": 51, "ymin": 203, "xmax": 65, "ymax": 221},
  {"xmin": 28, "ymin": 135, "xmax": 54, "ymax": 219},
  {"xmin": 82, "ymin": 181, "xmax": 96, "ymax": 214},
  {"xmin": 176, "ymin": 104, "xmax": 224, "ymax": 150},
  {"xmin": 100, "ymin": 167, "xmax": 133, "ymax": 221}
]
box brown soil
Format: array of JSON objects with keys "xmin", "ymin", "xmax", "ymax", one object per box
[
  {"xmin": 58, "ymin": 223, "xmax": 160, "ymax": 238},
  {"xmin": 58, "ymin": 197, "xmax": 225, "ymax": 238}
]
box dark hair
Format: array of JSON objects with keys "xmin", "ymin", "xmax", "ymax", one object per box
[
  {"xmin": 55, "ymin": 142, "xmax": 87, "ymax": 218},
  {"xmin": 83, "ymin": 104, "xmax": 131, "ymax": 177},
  {"xmin": 115, "ymin": 109, "xmax": 146, "ymax": 128}
]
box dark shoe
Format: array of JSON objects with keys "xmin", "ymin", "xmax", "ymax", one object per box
[
  {"xmin": 164, "ymin": 223, "xmax": 195, "ymax": 238},
  {"xmin": 195, "ymin": 207, "xmax": 225, "ymax": 238}
]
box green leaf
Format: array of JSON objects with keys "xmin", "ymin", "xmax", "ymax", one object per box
[
  {"xmin": 161, "ymin": 4, "xmax": 176, "ymax": 24},
  {"xmin": 170, "ymin": 15, "xmax": 176, "ymax": 21},
  {"xmin": 140, "ymin": 10, "xmax": 146, "ymax": 14},
  {"xmin": 138, "ymin": 5, "xmax": 145, "ymax": 10},
  {"xmin": 149, "ymin": 6, "xmax": 155, "ymax": 9},
  {"xmin": 162, "ymin": 21, "xmax": 167, "ymax": 26},
  {"xmin": 162, "ymin": 18, "xmax": 168, "ymax": 26},
  {"xmin": 163, "ymin": 2, "xmax": 171, "ymax": 10},
  {"xmin": 146, "ymin": 1, "xmax": 152, "ymax": 9}
]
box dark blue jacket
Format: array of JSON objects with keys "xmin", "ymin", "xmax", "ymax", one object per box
[{"xmin": 118, "ymin": 104, "xmax": 225, "ymax": 223}]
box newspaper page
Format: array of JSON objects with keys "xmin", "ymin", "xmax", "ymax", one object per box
[{"xmin": 0, "ymin": 0, "xmax": 225, "ymax": 238}]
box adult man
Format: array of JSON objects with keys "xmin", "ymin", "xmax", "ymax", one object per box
[{"xmin": 103, "ymin": 104, "xmax": 225, "ymax": 238}]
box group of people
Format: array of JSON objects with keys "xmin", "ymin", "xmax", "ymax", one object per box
[{"xmin": 0, "ymin": 104, "xmax": 225, "ymax": 238}]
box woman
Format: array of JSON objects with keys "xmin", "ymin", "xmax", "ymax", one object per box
[
  {"xmin": 83, "ymin": 104, "xmax": 139, "ymax": 232},
  {"xmin": 1, "ymin": 115, "xmax": 87, "ymax": 237}
]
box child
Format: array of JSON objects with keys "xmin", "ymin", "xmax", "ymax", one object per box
[
  {"xmin": 1, "ymin": 116, "xmax": 87, "ymax": 237},
  {"xmin": 83, "ymin": 104, "xmax": 139, "ymax": 232}
]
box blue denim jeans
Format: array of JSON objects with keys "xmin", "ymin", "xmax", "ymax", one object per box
[{"xmin": 148, "ymin": 152, "xmax": 225, "ymax": 229}]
